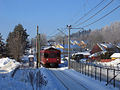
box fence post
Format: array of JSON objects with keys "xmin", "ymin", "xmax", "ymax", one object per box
[
  {"xmin": 95, "ymin": 66, "xmax": 96, "ymax": 80},
  {"xmin": 85, "ymin": 63, "xmax": 86, "ymax": 75},
  {"xmin": 75, "ymin": 62, "xmax": 76, "ymax": 70},
  {"xmin": 76, "ymin": 62, "xmax": 77, "ymax": 71},
  {"xmin": 79, "ymin": 62, "xmax": 80, "ymax": 72},
  {"xmin": 80, "ymin": 62, "xmax": 81, "ymax": 73},
  {"xmin": 70, "ymin": 61, "xmax": 71, "ymax": 68},
  {"xmin": 73, "ymin": 62, "xmax": 75, "ymax": 69},
  {"xmin": 113, "ymin": 69, "xmax": 115, "ymax": 88},
  {"xmin": 91, "ymin": 64, "xmax": 92, "ymax": 78},
  {"xmin": 107, "ymin": 68, "xmax": 109, "ymax": 85},
  {"xmin": 100, "ymin": 67, "xmax": 102, "ymax": 82},
  {"xmin": 82, "ymin": 62, "xmax": 83, "ymax": 74},
  {"xmin": 88, "ymin": 63, "xmax": 89, "ymax": 76},
  {"xmin": 72, "ymin": 62, "xmax": 73, "ymax": 68},
  {"xmin": 72, "ymin": 62, "xmax": 73, "ymax": 69}
]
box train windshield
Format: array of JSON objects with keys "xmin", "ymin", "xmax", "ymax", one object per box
[{"xmin": 44, "ymin": 53, "xmax": 60, "ymax": 58}]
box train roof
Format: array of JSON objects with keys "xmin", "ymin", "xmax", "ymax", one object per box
[{"xmin": 41, "ymin": 46, "xmax": 60, "ymax": 51}]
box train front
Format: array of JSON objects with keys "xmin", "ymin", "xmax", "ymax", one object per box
[{"xmin": 40, "ymin": 47, "xmax": 61, "ymax": 67}]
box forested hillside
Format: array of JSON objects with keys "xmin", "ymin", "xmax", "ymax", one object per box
[{"xmin": 70, "ymin": 22, "xmax": 120, "ymax": 49}]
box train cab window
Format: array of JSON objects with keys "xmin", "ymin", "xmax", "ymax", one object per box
[
  {"xmin": 44, "ymin": 53, "xmax": 48, "ymax": 58},
  {"xmin": 57, "ymin": 53, "xmax": 60, "ymax": 57}
]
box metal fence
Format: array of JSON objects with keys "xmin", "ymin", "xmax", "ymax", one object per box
[{"xmin": 70, "ymin": 61, "xmax": 120, "ymax": 89}]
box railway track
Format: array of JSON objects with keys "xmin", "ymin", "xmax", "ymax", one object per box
[{"xmin": 48, "ymin": 68, "xmax": 88, "ymax": 90}]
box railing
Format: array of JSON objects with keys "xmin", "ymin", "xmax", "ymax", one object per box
[{"xmin": 70, "ymin": 61, "xmax": 120, "ymax": 89}]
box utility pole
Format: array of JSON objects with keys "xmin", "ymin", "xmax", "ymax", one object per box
[
  {"xmin": 67, "ymin": 25, "xmax": 71, "ymax": 69},
  {"xmin": 38, "ymin": 34, "xmax": 41, "ymax": 67},
  {"xmin": 36, "ymin": 25, "xmax": 39, "ymax": 68},
  {"xmin": 63, "ymin": 38, "xmax": 65, "ymax": 59}
]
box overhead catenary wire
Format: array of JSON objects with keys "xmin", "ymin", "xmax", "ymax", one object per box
[
  {"xmin": 47, "ymin": 27, "xmax": 67, "ymax": 39},
  {"xmin": 80, "ymin": 5, "xmax": 120, "ymax": 28},
  {"xmin": 73, "ymin": 0, "xmax": 106, "ymax": 25},
  {"xmin": 75, "ymin": 0, "xmax": 114, "ymax": 27}
]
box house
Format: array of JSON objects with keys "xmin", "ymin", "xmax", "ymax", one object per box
[
  {"xmin": 90, "ymin": 43, "xmax": 120, "ymax": 60},
  {"xmin": 90, "ymin": 43, "xmax": 106, "ymax": 54},
  {"xmin": 110, "ymin": 53, "xmax": 120, "ymax": 59}
]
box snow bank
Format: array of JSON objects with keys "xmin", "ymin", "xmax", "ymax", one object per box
[
  {"xmin": 0, "ymin": 57, "xmax": 20, "ymax": 73},
  {"xmin": 21, "ymin": 55, "xmax": 29, "ymax": 61},
  {"xmin": 98, "ymin": 59, "xmax": 120, "ymax": 67}
]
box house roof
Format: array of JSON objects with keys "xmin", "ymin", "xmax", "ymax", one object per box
[
  {"xmin": 28, "ymin": 55, "xmax": 34, "ymax": 58},
  {"xmin": 89, "ymin": 51, "xmax": 107, "ymax": 58},
  {"xmin": 73, "ymin": 52, "xmax": 90, "ymax": 56},
  {"xmin": 97, "ymin": 43, "xmax": 106, "ymax": 51},
  {"xmin": 111, "ymin": 53, "xmax": 120, "ymax": 58},
  {"xmin": 91, "ymin": 43, "xmax": 118, "ymax": 54},
  {"xmin": 100, "ymin": 43, "xmax": 113, "ymax": 48}
]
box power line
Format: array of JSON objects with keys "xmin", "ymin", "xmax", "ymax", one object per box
[
  {"xmin": 75, "ymin": 0, "xmax": 114, "ymax": 27},
  {"xmin": 81, "ymin": 5, "xmax": 120, "ymax": 28},
  {"xmin": 47, "ymin": 27, "xmax": 67, "ymax": 39},
  {"xmin": 73, "ymin": 0, "xmax": 106, "ymax": 25}
]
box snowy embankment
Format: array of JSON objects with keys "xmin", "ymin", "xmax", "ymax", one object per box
[
  {"xmin": 97, "ymin": 59, "xmax": 120, "ymax": 67},
  {"xmin": 0, "ymin": 57, "xmax": 20, "ymax": 74},
  {"xmin": 0, "ymin": 58, "xmax": 118, "ymax": 90}
]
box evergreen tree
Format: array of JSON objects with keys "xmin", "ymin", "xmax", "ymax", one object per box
[
  {"xmin": 6, "ymin": 24, "xmax": 29, "ymax": 61},
  {"xmin": 0, "ymin": 33, "xmax": 6, "ymax": 58}
]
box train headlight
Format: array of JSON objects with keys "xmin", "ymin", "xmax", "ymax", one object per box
[
  {"xmin": 46, "ymin": 59, "xmax": 48, "ymax": 61},
  {"xmin": 57, "ymin": 59, "xmax": 59, "ymax": 61}
]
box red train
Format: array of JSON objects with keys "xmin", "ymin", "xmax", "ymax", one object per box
[{"xmin": 40, "ymin": 47, "xmax": 61, "ymax": 67}]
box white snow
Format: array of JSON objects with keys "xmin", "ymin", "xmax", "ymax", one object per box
[
  {"xmin": 28, "ymin": 55, "xmax": 34, "ymax": 58},
  {"xmin": 72, "ymin": 51, "xmax": 90, "ymax": 56},
  {"xmin": 0, "ymin": 58, "xmax": 119, "ymax": 90},
  {"xmin": 61, "ymin": 69, "xmax": 115, "ymax": 90},
  {"xmin": 111, "ymin": 53, "xmax": 120, "ymax": 58},
  {"xmin": 98, "ymin": 59, "xmax": 120, "ymax": 67},
  {"xmin": 0, "ymin": 57, "xmax": 20, "ymax": 73}
]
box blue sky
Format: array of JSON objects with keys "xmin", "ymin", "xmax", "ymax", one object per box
[{"xmin": 0, "ymin": 0, "xmax": 120, "ymax": 39}]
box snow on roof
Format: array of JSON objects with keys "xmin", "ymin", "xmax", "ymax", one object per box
[
  {"xmin": 89, "ymin": 51, "xmax": 106, "ymax": 58},
  {"xmin": 28, "ymin": 55, "xmax": 34, "ymax": 58},
  {"xmin": 100, "ymin": 43, "xmax": 113, "ymax": 48},
  {"xmin": 73, "ymin": 52, "xmax": 90, "ymax": 56},
  {"xmin": 70, "ymin": 40, "xmax": 75, "ymax": 45},
  {"xmin": 89, "ymin": 53, "xmax": 98, "ymax": 58},
  {"xmin": 43, "ymin": 46, "xmax": 56, "ymax": 50},
  {"xmin": 97, "ymin": 43, "xmax": 106, "ymax": 51},
  {"xmin": 111, "ymin": 53, "xmax": 120, "ymax": 58}
]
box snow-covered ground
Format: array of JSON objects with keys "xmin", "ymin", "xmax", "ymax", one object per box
[
  {"xmin": 0, "ymin": 58, "xmax": 119, "ymax": 90},
  {"xmin": 97, "ymin": 59, "xmax": 120, "ymax": 67},
  {"xmin": 0, "ymin": 57, "xmax": 20, "ymax": 74}
]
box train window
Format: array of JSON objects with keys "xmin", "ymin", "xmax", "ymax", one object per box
[
  {"xmin": 57, "ymin": 53, "xmax": 60, "ymax": 57},
  {"xmin": 49, "ymin": 53, "xmax": 56, "ymax": 58},
  {"xmin": 44, "ymin": 53, "xmax": 48, "ymax": 58}
]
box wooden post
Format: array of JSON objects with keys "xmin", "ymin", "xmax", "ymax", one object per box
[{"xmin": 36, "ymin": 25, "xmax": 39, "ymax": 68}]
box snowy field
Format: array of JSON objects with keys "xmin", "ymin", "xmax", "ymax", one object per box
[{"xmin": 0, "ymin": 58, "xmax": 119, "ymax": 90}]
